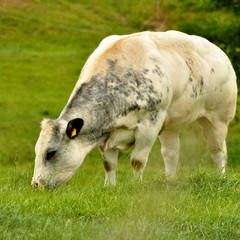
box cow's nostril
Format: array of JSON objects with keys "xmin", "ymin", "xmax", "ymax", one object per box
[{"xmin": 32, "ymin": 182, "xmax": 39, "ymax": 188}]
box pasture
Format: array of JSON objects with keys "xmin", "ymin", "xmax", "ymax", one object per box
[{"xmin": 0, "ymin": 1, "xmax": 240, "ymax": 239}]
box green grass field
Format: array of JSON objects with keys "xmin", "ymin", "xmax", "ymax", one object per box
[{"xmin": 0, "ymin": 1, "xmax": 240, "ymax": 239}]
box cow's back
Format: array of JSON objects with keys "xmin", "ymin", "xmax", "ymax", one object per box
[
  {"xmin": 102, "ymin": 30, "xmax": 237, "ymax": 129},
  {"xmin": 145, "ymin": 31, "xmax": 237, "ymax": 128},
  {"xmin": 62, "ymin": 31, "xmax": 237, "ymax": 130}
]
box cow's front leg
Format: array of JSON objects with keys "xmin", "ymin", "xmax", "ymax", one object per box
[
  {"xmin": 101, "ymin": 148, "xmax": 118, "ymax": 186},
  {"xmin": 130, "ymin": 122, "xmax": 162, "ymax": 181}
]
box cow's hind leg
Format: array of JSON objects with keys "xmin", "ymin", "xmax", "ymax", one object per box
[
  {"xmin": 159, "ymin": 129, "xmax": 180, "ymax": 178},
  {"xmin": 101, "ymin": 148, "xmax": 118, "ymax": 186},
  {"xmin": 198, "ymin": 117, "xmax": 228, "ymax": 174}
]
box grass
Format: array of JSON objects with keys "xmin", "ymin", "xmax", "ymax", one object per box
[
  {"xmin": 2, "ymin": 162, "xmax": 240, "ymax": 239},
  {"xmin": 0, "ymin": 0, "xmax": 240, "ymax": 239}
]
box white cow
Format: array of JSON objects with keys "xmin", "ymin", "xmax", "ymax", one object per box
[{"xmin": 32, "ymin": 31, "xmax": 237, "ymax": 188}]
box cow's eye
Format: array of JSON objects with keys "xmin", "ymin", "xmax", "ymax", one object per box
[{"xmin": 46, "ymin": 150, "xmax": 57, "ymax": 160}]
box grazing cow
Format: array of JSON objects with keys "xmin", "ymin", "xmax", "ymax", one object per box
[{"xmin": 32, "ymin": 31, "xmax": 237, "ymax": 188}]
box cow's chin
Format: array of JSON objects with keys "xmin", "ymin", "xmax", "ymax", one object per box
[
  {"xmin": 53, "ymin": 172, "xmax": 76, "ymax": 188},
  {"xmin": 45, "ymin": 180, "xmax": 68, "ymax": 189},
  {"xmin": 42, "ymin": 178, "xmax": 69, "ymax": 189}
]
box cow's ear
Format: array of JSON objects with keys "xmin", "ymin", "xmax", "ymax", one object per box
[{"xmin": 66, "ymin": 118, "xmax": 84, "ymax": 139}]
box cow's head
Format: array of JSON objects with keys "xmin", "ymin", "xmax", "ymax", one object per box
[{"xmin": 31, "ymin": 118, "xmax": 93, "ymax": 189}]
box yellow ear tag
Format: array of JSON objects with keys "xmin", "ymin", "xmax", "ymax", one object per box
[{"xmin": 71, "ymin": 128, "xmax": 77, "ymax": 137}]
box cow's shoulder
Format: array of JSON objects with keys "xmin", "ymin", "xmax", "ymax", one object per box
[
  {"xmin": 78, "ymin": 35, "xmax": 127, "ymax": 83},
  {"xmin": 79, "ymin": 32, "xmax": 153, "ymax": 83}
]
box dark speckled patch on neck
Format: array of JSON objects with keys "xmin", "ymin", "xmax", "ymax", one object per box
[{"xmin": 62, "ymin": 58, "xmax": 166, "ymax": 142}]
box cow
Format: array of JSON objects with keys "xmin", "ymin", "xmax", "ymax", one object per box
[{"xmin": 32, "ymin": 30, "xmax": 237, "ymax": 189}]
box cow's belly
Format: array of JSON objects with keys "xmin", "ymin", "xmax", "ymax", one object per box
[{"xmin": 163, "ymin": 94, "xmax": 206, "ymax": 130}]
